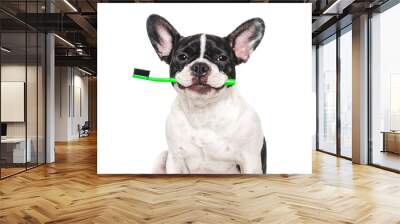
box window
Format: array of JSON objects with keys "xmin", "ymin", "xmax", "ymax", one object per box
[
  {"xmin": 318, "ymin": 36, "xmax": 337, "ymax": 154},
  {"xmin": 0, "ymin": 2, "xmax": 47, "ymax": 179},
  {"xmin": 339, "ymin": 28, "xmax": 352, "ymax": 158},
  {"xmin": 371, "ymin": 3, "xmax": 400, "ymax": 171}
]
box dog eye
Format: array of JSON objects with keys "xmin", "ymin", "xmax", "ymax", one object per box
[
  {"xmin": 177, "ymin": 54, "xmax": 188, "ymax": 61},
  {"xmin": 217, "ymin": 55, "xmax": 227, "ymax": 62}
]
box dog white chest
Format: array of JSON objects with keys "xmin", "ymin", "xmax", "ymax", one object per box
[
  {"xmin": 165, "ymin": 88, "xmax": 263, "ymax": 174},
  {"xmin": 169, "ymin": 122, "xmax": 239, "ymax": 174}
]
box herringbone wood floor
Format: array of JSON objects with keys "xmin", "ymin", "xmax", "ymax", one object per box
[{"xmin": 1, "ymin": 134, "xmax": 400, "ymax": 224}]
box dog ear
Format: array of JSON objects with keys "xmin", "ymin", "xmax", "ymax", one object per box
[
  {"xmin": 226, "ymin": 18, "xmax": 265, "ymax": 64},
  {"xmin": 147, "ymin": 14, "xmax": 181, "ymax": 63}
]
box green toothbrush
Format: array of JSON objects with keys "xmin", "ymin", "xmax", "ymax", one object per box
[{"xmin": 132, "ymin": 68, "xmax": 236, "ymax": 86}]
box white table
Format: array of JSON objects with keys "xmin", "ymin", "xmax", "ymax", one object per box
[{"xmin": 1, "ymin": 138, "xmax": 31, "ymax": 163}]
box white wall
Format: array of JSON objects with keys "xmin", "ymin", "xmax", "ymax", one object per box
[
  {"xmin": 1, "ymin": 65, "xmax": 40, "ymax": 138},
  {"xmin": 1, "ymin": 63, "xmax": 46, "ymax": 163},
  {"xmin": 1, "ymin": 65, "xmax": 26, "ymax": 127},
  {"xmin": 73, "ymin": 73, "xmax": 89, "ymax": 137},
  {"xmin": 55, "ymin": 66, "xmax": 69, "ymax": 141},
  {"xmin": 55, "ymin": 67, "xmax": 89, "ymax": 141}
]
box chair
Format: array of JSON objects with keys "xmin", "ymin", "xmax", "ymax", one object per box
[{"xmin": 79, "ymin": 121, "xmax": 90, "ymax": 138}]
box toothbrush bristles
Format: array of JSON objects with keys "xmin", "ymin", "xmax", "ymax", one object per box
[{"xmin": 134, "ymin": 68, "xmax": 150, "ymax": 77}]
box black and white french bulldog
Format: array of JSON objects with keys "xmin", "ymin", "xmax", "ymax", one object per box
[{"xmin": 147, "ymin": 14, "xmax": 266, "ymax": 174}]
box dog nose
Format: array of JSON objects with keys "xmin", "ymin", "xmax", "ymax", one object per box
[{"xmin": 191, "ymin": 62, "xmax": 209, "ymax": 76}]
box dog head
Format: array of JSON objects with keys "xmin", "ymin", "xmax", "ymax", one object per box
[{"xmin": 146, "ymin": 14, "xmax": 265, "ymax": 100}]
